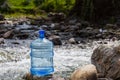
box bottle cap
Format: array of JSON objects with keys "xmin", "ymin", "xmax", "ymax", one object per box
[{"xmin": 39, "ymin": 30, "xmax": 45, "ymax": 38}]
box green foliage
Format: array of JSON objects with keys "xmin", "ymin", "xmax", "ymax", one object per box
[
  {"xmin": 8, "ymin": 0, "xmax": 34, "ymax": 9},
  {"xmin": 34, "ymin": 0, "xmax": 75, "ymax": 13},
  {"xmin": 34, "ymin": 0, "xmax": 45, "ymax": 6},
  {"xmin": 21, "ymin": 0, "xmax": 30, "ymax": 6},
  {"xmin": 1, "ymin": 0, "xmax": 75, "ymax": 14}
]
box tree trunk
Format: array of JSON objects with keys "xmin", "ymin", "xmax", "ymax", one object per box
[{"xmin": 69, "ymin": 0, "xmax": 120, "ymax": 22}]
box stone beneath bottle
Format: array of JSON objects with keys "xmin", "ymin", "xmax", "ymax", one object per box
[{"xmin": 23, "ymin": 73, "xmax": 66, "ymax": 80}]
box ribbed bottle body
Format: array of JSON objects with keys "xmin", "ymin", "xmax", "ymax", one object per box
[{"xmin": 30, "ymin": 38, "xmax": 54, "ymax": 76}]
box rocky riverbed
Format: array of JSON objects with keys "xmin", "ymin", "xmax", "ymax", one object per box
[{"xmin": 0, "ymin": 13, "xmax": 120, "ymax": 43}]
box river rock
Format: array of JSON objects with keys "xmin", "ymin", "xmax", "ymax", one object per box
[
  {"xmin": 78, "ymin": 44, "xmax": 86, "ymax": 49},
  {"xmin": 23, "ymin": 73, "xmax": 66, "ymax": 80},
  {"xmin": 81, "ymin": 21, "xmax": 90, "ymax": 28},
  {"xmin": 3, "ymin": 30, "xmax": 13, "ymax": 39},
  {"xmin": 86, "ymin": 27, "xmax": 93, "ymax": 30},
  {"xmin": 68, "ymin": 25, "xmax": 79, "ymax": 31},
  {"xmin": 76, "ymin": 22, "xmax": 81, "ymax": 26},
  {"xmin": 15, "ymin": 33, "xmax": 29, "ymax": 39},
  {"xmin": 98, "ymin": 78, "xmax": 113, "ymax": 80},
  {"xmin": 68, "ymin": 19, "xmax": 77, "ymax": 25},
  {"xmin": 91, "ymin": 45, "xmax": 120, "ymax": 80},
  {"xmin": 49, "ymin": 35, "xmax": 62, "ymax": 45},
  {"xmin": 68, "ymin": 38, "xmax": 76, "ymax": 44},
  {"xmin": 0, "ymin": 38, "xmax": 4, "ymax": 44},
  {"xmin": 50, "ymin": 23, "xmax": 61, "ymax": 30},
  {"xmin": 48, "ymin": 12, "xmax": 66, "ymax": 22},
  {"xmin": 70, "ymin": 64, "xmax": 97, "ymax": 80},
  {"xmin": 105, "ymin": 24, "xmax": 117, "ymax": 29},
  {"xmin": 0, "ymin": 21, "xmax": 5, "ymax": 24}
]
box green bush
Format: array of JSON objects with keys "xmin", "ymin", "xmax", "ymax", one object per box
[
  {"xmin": 35, "ymin": 0, "xmax": 75, "ymax": 13},
  {"xmin": 34, "ymin": 0, "xmax": 45, "ymax": 6},
  {"xmin": 21, "ymin": 0, "xmax": 30, "ymax": 6},
  {"xmin": 1, "ymin": 0, "xmax": 75, "ymax": 14}
]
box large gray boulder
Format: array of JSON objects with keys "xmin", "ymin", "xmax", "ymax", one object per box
[{"xmin": 91, "ymin": 45, "xmax": 120, "ymax": 80}]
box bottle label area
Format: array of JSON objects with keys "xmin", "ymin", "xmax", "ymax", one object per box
[
  {"xmin": 31, "ymin": 45, "xmax": 53, "ymax": 68},
  {"xmin": 31, "ymin": 57, "xmax": 53, "ymax": 68}
]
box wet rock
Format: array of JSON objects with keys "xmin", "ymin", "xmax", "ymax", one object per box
[
  {"xmin": 16, "ymin": 23, "xmax": 34, "ymax": 30},
  {"xmin": 48, "ymin": 12, "xmax": 66, "ymax": 22},
  {"xmin": 30, "ymin": 20, "xmax": 40, "ymax": 25},
  {"xmin": 15, "ymin": 33, "xmax": 29, "ymax": 39},
  {"xmin": 91, "ymin": 45, "xmax": 120, "ymax": 80},
  {"xmin": 3, "ymin": 30, "xmax": 14, "ymax": 39},
  {"xmin": 0, "ymin": 29, "xmax": 6, "ymax": 34},
  {"xmin": 11, "ymin": 41, "xmax": 20, "ymax": 44},
  {"xmin": 68, "ymin": 38, "xmax": 76, "ymax": 44},
  {"xmin": 103, "ymin": 41, "xmax": 108, "ymax": 44},
  {"xmin": 30, "ymin": 17, "xmax": 46, "ymax": 25},
  {"xmin": 50, "ymin": 23, "xmax": 60, "ymax": 30},
  {"xmin": 68, "ymin": 19, "xmax": 77, "ymax": 25},
  {"xmin": 76, "ymin": 22, "xmax": 81, "ymax": 27},
  {"xmin": 81, "ymin": 21, "xmax": 90, "ymax": 28},
  {"xmin": 23, "ymin": 73, "xmax": 52, "ymax": 80},
  {"xmin": 70, "ymin": 64, "xmax": 97, "ymax": 80},
  {"xmin": 98, "ymin": 78, "xmax": 113, "ymax": 80},
  {"xmin": 60, "ymin": 25, "xmax": 69, "ymax": 32},
  {"xmin": 78, "ymin": 44, "xmax": 86, "ymax": 49},
  {"xmin": 80, "ymin": 39, "xmax": 87, "ymax": 44},
  {"xmin": 78, "ymin": 29, "xmax": 95, "ymax": 38},
  {"xmin": 0, "ymin": 14, "xmax": 4, "ymax": 21},
  {"xmin": 111, "ymin": 37, "xmax": 118, "ymax": 41},
  {"xmin": 23, "ymin": 73, "xmax": 66, "ymax": 80},
  {"xmin": 0, "ymin": 38, "xmax": 4, "ymax": 44},
  {"xmin": 20, "ymin": 30, "xmax": 35, "ymax": 33},
  {"xmin": 86, "ymin": 27, "xmax": 93, "ymax": 30},
  {"xmin": 40, "ymin": 25, "xmax": 48, "ymax": 30},
  {"xmin": 5, "ymin": 20, "xmax": 13, "ymax": 26},
  {"xmin": 97, "ymin": 73, "xmax": 105, "ymax": 78},
  {"xmin": 95, "ymin": 34, "xmax": 102, "ymax": 38},
  {"xmin": 49, "ymin": 35, "xmax": 62, "ymax": 45},
  {"xmin": 68, "ymin": 25, "xmax": 79, "ymax": 31},
  {"xmin": 105, "ymin": 24, "xmax": 117, "ymax": 29},
  {"xmin": 0, "ymin": 21, "xmax": 5, "ymax": 24}
]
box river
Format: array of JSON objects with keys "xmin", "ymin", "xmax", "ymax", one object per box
[{"xmin": 0, "ymin": 39, "xmax": 119, "ymax": 80}]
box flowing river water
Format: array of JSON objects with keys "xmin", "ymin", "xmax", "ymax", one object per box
[{"xmin": 0, "ymin": 39, "xmax": 119, "ymax": 80}]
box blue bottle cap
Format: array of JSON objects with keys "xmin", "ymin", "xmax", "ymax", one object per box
[{"xmin": 39, "ymin": 30, "xmax": 45, "ymax": 38}]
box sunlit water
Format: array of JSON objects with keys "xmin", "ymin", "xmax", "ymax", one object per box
[{"xmin": 0, "ymin": 39, "xmax": 119, "ymax": 80}]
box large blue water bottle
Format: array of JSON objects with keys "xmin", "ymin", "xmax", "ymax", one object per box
[{"xmin": 30, "ymin": 30, "xmax": 54, "ymax": 76}]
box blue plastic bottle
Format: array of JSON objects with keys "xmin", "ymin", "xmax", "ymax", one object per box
[{"xmin": 30, "ymin": 30, "xmax": 54, "ymax": 76}]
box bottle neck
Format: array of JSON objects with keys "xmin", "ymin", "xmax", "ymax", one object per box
[
  {"xmin": 39, "ymin": 30, "xmax": 45, "ymax": 39},
  {"xmin": 39, "ymin": 34, "xmax": 44, "ymax": 39}
]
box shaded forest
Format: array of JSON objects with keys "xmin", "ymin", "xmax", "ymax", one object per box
[{"xmin": 0, "ymin": 0, "xmax": 120, "ymax": 23}]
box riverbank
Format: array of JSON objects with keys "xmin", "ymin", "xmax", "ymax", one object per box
[{"xmin": 0, "ymin": 13, "xmax": 120, "ymax": 45}]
